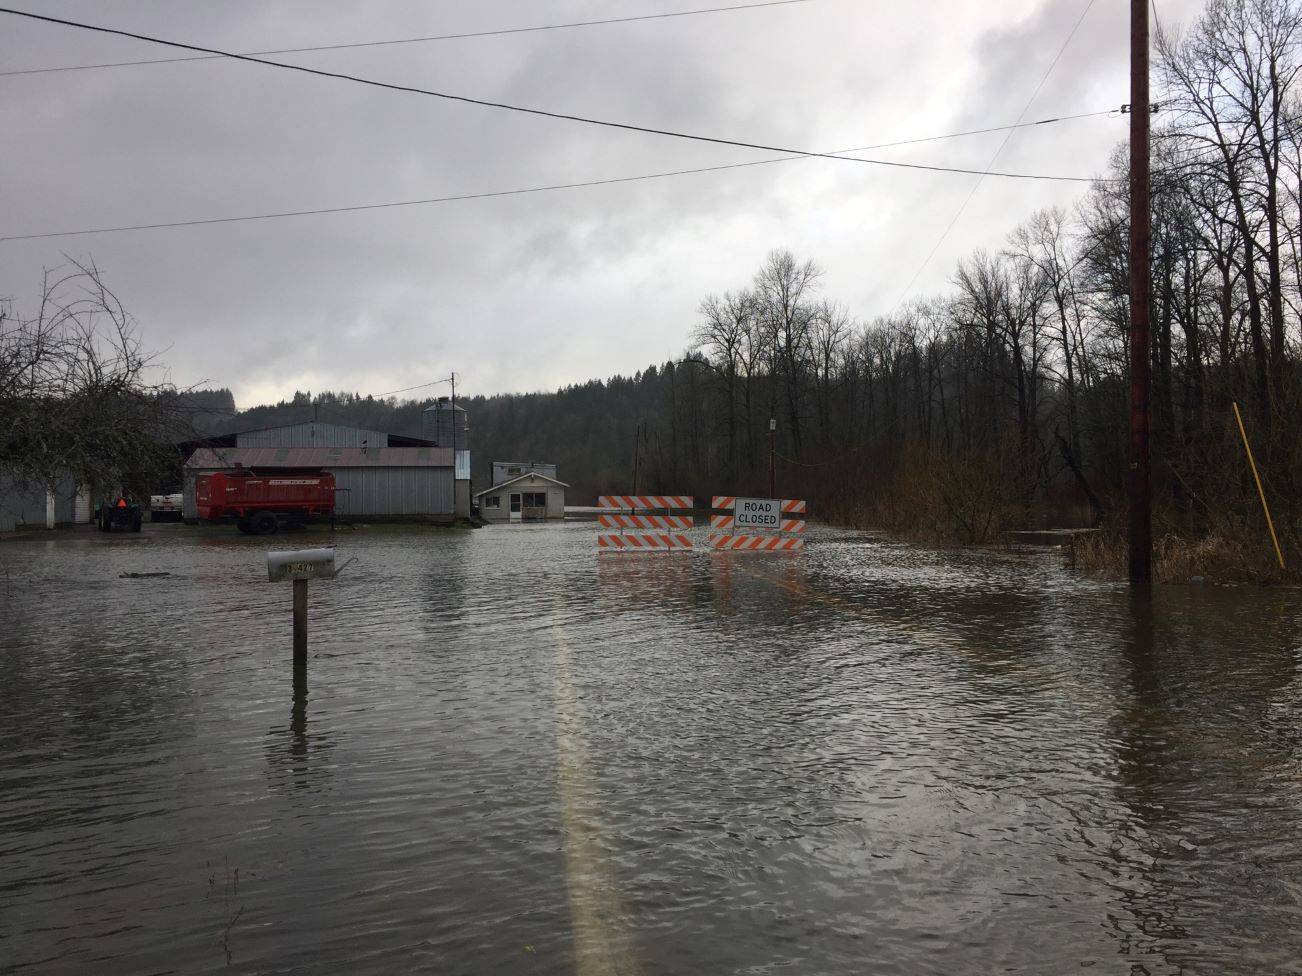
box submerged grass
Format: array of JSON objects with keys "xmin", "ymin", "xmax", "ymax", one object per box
[
  {"xmin": 822, "ymin": 465, "xmax": 1298, "ymax": 585},
  {"xmin": 1073, "ymin": 528, "xmax": 1299, "ymax": 585}
]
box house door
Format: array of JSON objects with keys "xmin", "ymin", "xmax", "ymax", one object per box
[{"xmin": 509, "ymin": 492, "xmax": 522, "ymax": 523}]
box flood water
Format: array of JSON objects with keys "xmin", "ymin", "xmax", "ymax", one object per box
[{"xmin": 1, "ymin": 522, "xmax": 1300, "ymax": 974}]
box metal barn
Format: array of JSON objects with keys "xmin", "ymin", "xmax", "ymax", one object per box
[
  {"xmin": 183, "ymin": 446, "xmax": 455, "ymax": 521},
  {"xmin": 180, "ymin": 417, "xmax": 472, "ymax": 521}
]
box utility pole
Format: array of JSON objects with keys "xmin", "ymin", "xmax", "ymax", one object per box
[
  {"xmin": 449, "ymin": 371, "xmax": 456, "ymax": 458},
  {"xmin": 768, "ymin": 417, "xmax": 777, "ymax": 499},
  {"xmin": 1128, "ymin": 0, "xmax": 1152, "ymax": 585},
  {"xmin": 449, "ymin": 371, "xmax": 459, "ymax": 516},
  {"xmin": 632, "ymin": 421, "xmax": 643, "ymax": 494}
]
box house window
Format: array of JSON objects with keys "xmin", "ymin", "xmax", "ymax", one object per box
[
  {"xmin": 523, "ymin": 492, "xmax": 547, "ymax": 508},
  {"xmin": 484, "ymin": 496, "xmax": 500, "ymax": 509}
]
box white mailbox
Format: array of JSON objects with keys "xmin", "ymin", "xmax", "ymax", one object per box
[{"xmin": 267, "ymin": 548, "xmax": 337, "ymax": 583}]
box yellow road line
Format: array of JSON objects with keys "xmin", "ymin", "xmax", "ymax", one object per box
[{"xmin": 552, "ymin": 621, "xmax": 642, "ymax": 976}]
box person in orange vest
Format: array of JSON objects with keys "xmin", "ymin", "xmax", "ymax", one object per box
[{"xmin": 116, "ymin": 497, "xmax": 128, "ymax": 508}]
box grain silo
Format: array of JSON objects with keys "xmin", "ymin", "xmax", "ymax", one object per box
[
  {"xmin": 422, "ymin": 397, "xmax": 469, "ymax": 450},
  {"xmin": 423, "ymin": 397, "xmax": 470, "ymax": 517}
]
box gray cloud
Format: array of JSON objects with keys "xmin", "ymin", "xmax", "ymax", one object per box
[{"xmin": 0, "ymin": 0, "xmax": 1202, "ymax": 405}]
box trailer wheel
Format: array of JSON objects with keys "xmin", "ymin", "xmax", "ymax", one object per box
[{"xmin": 253, "ymin": 512, "xmax": 278, "ymax": 535}]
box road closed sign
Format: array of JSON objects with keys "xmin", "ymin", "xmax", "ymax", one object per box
[{"xmin": 734, "ymin": 497, "xmax": 781, "ymax": 529}]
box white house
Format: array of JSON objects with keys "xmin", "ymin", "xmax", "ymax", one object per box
[{"xmin": 474, "ymin": 464, "xmax": 567, "ymax": 522}]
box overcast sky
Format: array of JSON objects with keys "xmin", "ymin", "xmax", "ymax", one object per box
[{"xmin": 1, "ymin": 0, "xmax": 1203, "ymax": 407}]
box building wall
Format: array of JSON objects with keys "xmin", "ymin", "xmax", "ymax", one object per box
[
  {"xmin": 332, "ymin": 466, "xmax": 453, "ymax": 517},
  {"xmin": 491, "ymin": 461, "xmax": 557, "ymax": 485},
  {"xmin": 545, "ymin": 488, "xmax": 565, "ymax": 519},
  {"xmin": 0, "ymin": 472, "xmax": 77, "ymax": 532},
  {"xmin": 236, "ymin": 422, "xmax": 390, "ymax": 449},
  {"xmin": 185, "ymin": 465, "xmax": 454, "ymax": 520}
]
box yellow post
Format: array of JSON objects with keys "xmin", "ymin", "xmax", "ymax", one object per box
[{"xmin": 1232, "ymin": 401, "xmax": 1286, "ymax": 571}]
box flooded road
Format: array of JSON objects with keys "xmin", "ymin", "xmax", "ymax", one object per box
[{"xmin": 1, "ymin": 522, "xmax": 1300, "ymax": 974}]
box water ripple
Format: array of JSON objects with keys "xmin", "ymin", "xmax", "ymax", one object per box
[{"xmin": 0, "ymin": 523, "xmax": 1299, "ymax": 973}]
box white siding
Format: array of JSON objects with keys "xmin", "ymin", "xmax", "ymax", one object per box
[
  {"xmin": 477, "ymin": 474, "xmax": 565, "ymax": 522},
  {"xmin": 74, "ymin": 488, "xmax": 93, "ymax": 524}
]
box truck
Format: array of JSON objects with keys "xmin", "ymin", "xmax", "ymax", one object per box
[
  {"xmin": 195, "ymin": 467, "xmax": 335, "ymax": 535},
  {"xmin": 149, "ymin": 492, "xmax": 184, "ymax": 522}
]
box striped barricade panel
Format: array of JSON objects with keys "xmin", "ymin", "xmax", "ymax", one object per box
[
  {"xmin": 710, "ymin": 514, "xmax": 805, "ymax": 533},
  {"xmin": 598, "ymin": 533, "xmax": 694, "ymax": 551},
  {"xmin": 598, "ymin": 514, "xmax": 694, "ymax": 530},
  {"xmin": 711, "ymin": 495, "xmax": 737, "ymax": 510},
  {"xmin": 707, "ymin": 535, "xmax": 804, "ymax": 551},
  {"xmin": 597, "ymin": 495, "xmax": 694, "ymax": 511}
]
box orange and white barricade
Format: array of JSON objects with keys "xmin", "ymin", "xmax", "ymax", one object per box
[
  {"xmin": 707, "ymin": 496, "xmax": 806, "ymax": 551},
  {"xmin": 597, "ymin": 495, "xmax": 694, "ymax": 551}
]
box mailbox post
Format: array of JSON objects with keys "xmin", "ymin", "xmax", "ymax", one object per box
[
  {"xmin": 292, "ymin": 577, "xmax": 308, "ymax": 665},
  {"xmin": 267, "ymin": 548, "xmax": 344, "ymax": 668}
]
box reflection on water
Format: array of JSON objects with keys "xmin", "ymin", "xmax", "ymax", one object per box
[
  {"xmin": 265, "ymin": 666, "xmax": 335, "ymax": 795},
  {"xmin": 0, "ymin": 522, "xmax": 1300, "ymax": 974}
]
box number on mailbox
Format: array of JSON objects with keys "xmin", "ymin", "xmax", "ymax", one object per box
[{"xmin": 267, "ymin": 548, "xmax": 337, "ymax": 582}]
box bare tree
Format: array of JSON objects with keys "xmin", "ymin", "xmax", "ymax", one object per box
[
  {"xmin": 1, "ymin": 260, "xmax": 187, "ymax": 499},
  {"xmin": 694, "ymin": 290, "xmax": 754, "ymax": 480},
  {"xmin": 809, "ymin": 300, "xmax": 852, "ymax": 444},
  {"xmin": 753, "ymin": 249, "xmax": 821, "ymax": 456}
]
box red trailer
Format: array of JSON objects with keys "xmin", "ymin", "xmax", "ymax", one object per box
[{"xmin": 196, "ymin": 467, "xmax": 335, "ymax": 534}]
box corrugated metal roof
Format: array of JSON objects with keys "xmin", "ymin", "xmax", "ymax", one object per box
[
  {"xmin": 235, "ymin": 421, "xmax": 393, "ymax": 449},
  {"xmin": 185, "ymin": 446, "xmax": 453, "ymax": 469}
]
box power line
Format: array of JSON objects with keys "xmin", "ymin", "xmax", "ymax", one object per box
[
  {"xmin": 892, "ymin": 0, "xmax": 1102, "ymax": 308},
  {"xmin": 837, "ymin": 109, "xmax": 1118, "ymax": 153},
  {"xmin": 0, "ymin": 1, "xmax": 815, "ymax": 78},
  {"xmin": 370, "ymin": 376, "xmax": 453, "ymax": 398},
  {"xmin": 0, "ymin": 6, "xmax": 1105, "ymax": 185},
  {"xmin": 0, "ymin": 110, "xmax": 1121, "ymax": 243}
]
